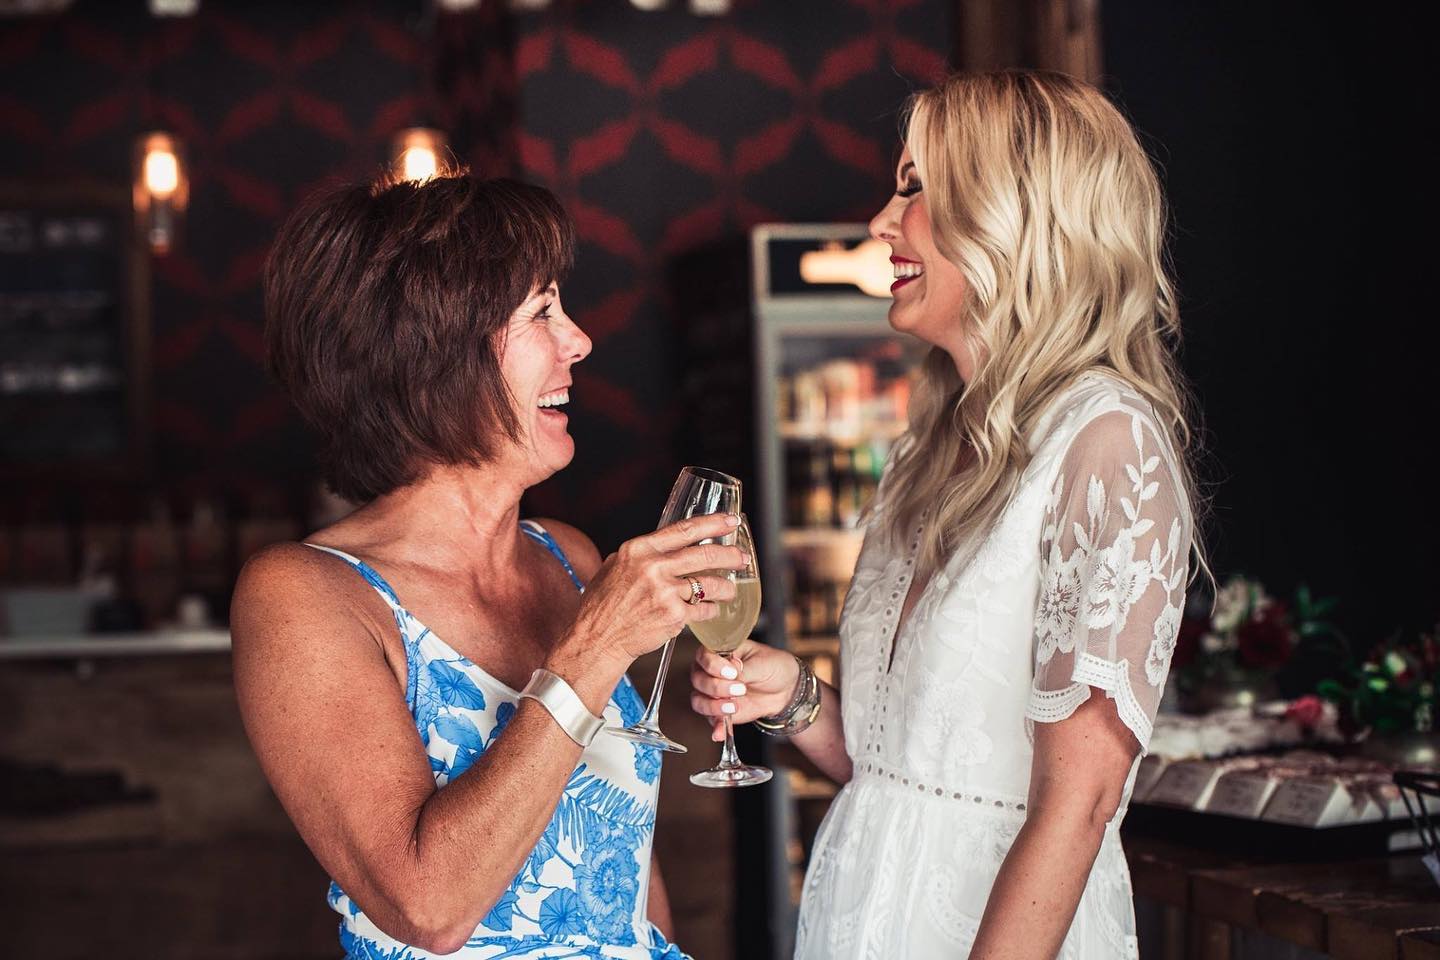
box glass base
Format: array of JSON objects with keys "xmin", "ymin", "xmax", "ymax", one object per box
[
  {"xmin": 689, "ymin": 764, "xmax": 773, "ymax": 788},
  {"xmin": 606, "ymin": 722, "xmax": 689, "ymax": 754}
]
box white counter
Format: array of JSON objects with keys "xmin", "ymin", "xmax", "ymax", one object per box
[{"xmin": 0, "ymin": 629, "xmax": 231, "ymax": 659}]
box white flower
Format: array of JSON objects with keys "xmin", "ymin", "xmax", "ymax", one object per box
[
  {"xmin": 1146, "ymin": 603, "xmax": 1182, "ymax": 685},
  {"xmin": 1200, "ymin": 632, "xmax": 1229, "ymax": 654},
  {"xmin": 1083, "ymin": 531, "xmax": 1152, "ymax": 631},
  {"xmin": 1211, "ymin": 577, "xmax": 1251, "ymax": 632},
  {"xmin": 1035, "ymin": 553, "xmax": 1083, "ymax": 663}
]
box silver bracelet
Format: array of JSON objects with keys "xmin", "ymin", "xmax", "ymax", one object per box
[
  {"xmin": 754, "ymin": 656, "xmax": 822, "ymax": 737},
  {"xmin": 519, "ymin": 669, "xmax": 605, "ymax": 747}
]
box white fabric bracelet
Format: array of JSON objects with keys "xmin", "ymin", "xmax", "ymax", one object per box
[{"xmin": 520, "ymin": 668, "xmax": 605, "ymax": 747}]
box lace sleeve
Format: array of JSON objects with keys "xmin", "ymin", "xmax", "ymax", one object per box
[{"xmin": 1026, "ymin": 408, "xmax": 1192, "ymax": 753}]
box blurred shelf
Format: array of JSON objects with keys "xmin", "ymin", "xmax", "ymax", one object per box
[
  {"xmin": 779, "ymin": 420, "xmax": 907, "ymax": 444},
  {"xmin": 788, "ymin": 635, "xmax": 840, "ymax": 655},
  {"xmin": 781, "ymin": 527, "xmax": 865, "ymax": 549},
  {"xmin": 0, "ymin": 629, "xmax": 230, "ymax": 660}
]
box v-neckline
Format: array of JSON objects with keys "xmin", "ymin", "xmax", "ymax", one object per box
[
  {"xmin": 881, "ymin": 516, "xmax": 932, "ymax": 675},
  {"xmin": 886, "ymin": 571, "xmax": 931, "ymax": 673}
]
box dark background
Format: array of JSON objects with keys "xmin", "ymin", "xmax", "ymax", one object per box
[
  {"xmin": 0, "ymin": 0, "xmax": 953, "ymax": 585},
  {"xmin": 1103, "ymin": 3, "xmax": 1433, "ymax": 645}
]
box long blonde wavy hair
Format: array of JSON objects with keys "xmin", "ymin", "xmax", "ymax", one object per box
[{"xmin": 881, "ymin": 70, "xmax": 1205, "ymax": 577}]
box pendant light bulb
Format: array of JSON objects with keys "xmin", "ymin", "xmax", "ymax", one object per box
[
  {"xmin": 144, "ymin": 146, "xmax": 180, "ymax": 198},
  {"xmin": 134, "ymin": 131, "xmax": 188, "ymax": 255},
  {"xmin": 391, "ymin": 127, "xmax": 449, "ymax": 183}
]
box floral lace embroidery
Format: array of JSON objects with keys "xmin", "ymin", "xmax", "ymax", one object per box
[{"xmin": 1029, "ymin": 407, "xmax": 1190, "ymax": 750}]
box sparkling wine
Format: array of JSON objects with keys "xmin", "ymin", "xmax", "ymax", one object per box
[{"xmin": 691, "ymin": 577, "xmax": 761, "ymax": 653}]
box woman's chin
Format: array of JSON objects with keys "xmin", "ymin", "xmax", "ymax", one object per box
[
  {"xmin": 887, "ymin": 303, "xmax": 921, "ymax": 336},
  {"xmin": 536, "ymin": 437, "xmax": 576, "ymax": 477}
]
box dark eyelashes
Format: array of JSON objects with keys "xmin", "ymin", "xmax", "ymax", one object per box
[{"xmin": 897, "ymin": 182, "xmax": 923, "ymax": 198}]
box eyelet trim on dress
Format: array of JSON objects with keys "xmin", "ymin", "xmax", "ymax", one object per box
[{"xmin": 853, "ymin": 758, "xmax": 1029, "ymax": 813}]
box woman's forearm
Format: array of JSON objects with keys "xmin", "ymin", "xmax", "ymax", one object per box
[
  {"xmin": 363, "ymin": 648, "xmax": 628, "ymax": 953},
  {"xmin": 787, "ymin": 681, "xmax": 852, "ymax": 784},
  {"xmin": 968, "ymin": 810, "xmax": 1107, "ymax": 959}
]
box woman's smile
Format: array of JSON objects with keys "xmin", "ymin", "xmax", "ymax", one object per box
[
  {"xmin": 891, "ymin": 255, "xmax": 924, "ymax": 293},
  {"xmin": 537, "ymin": 385, "xmax": 572, "ymax": 428}
]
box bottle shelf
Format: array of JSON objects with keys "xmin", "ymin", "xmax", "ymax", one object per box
[
  {"xmin": 778, "ymin": 419, "xmax": 907, "ymax": 444},
  {"xmin": 788, "ymin": 634, "xmax": 840, "ymax": 654},
  {"xmin": 781, "ymin": 527, "xmax": 864, "ymax": 549}
]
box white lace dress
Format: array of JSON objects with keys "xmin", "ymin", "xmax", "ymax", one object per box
[{"xmin": 795, "ymin": 372, "xmax": 1193, "ymax": 959}]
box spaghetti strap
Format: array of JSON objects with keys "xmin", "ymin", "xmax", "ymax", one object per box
[
  {"xmin": 520, "ymin": 520, "xmax": 585, "ymax": 592},
  {"xmin": 302, "ymin": 543, "xmax": 404, "ymax": 610}
]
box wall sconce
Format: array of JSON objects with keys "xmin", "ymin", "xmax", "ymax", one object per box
[
  {"xmin": 391, "ymin": 127, "xmax": 449, "ymax": 183},
  {"xmin": 133, "ymin": 131, "xmax": 187, "ymax": 255},
  {"xmin": 799, "ymin": 239, "xmax": 895, "ymax": 299},
  {"xmin": 148, "ymin": 0, "xmax": 199, "ymax": 14}
]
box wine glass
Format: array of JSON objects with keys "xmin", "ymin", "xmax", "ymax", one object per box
[
  {"xmin": 690, "ymin": 515, "xmax": 772, "ymax": 788},
  {"xmin": 608, "ymin": 466, "xmax": 741, "ymax": 754}
]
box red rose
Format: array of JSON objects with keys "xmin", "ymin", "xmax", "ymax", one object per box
[
  {"xmin": 1237, "ymin": 602, "xmax": 1294, "ymax": 669},
  {"xmin": 1285, "ymin": 694, "xmax": 1324, "ymax": 729},
  {"xmin": 1173, "ymin": 616, "xmax": 1207, "ymax": 669}
]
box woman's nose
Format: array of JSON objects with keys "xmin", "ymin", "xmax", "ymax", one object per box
[
  {"xmin": 869, "ymin": 197, "xmax": 900, "ymax": 243},
  {"xmin": 560, "ymin": 313, "xmax": 591, "ymax": 363}
]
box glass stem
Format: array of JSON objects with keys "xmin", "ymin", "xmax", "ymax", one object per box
[
  {"xmin": 719, "ymin": 715, "xmax": 741, "ymax": 770},
  {"xmin": 718, "ymin": 654, "xmax": 743, "ymax": 769},
  {"xmin": 637, "ymin": 636, "xmax": 676, "ymax": 727}
]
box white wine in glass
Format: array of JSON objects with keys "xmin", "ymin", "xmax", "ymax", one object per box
[
  {"xmin": 689, "ymin": 577, "xmax": 762, "ymax": 654},
  {"xmin": 608, "ymin": 465, "xmax": 741, "ymax": 754},
  {"xmin": 690, "ymin": 516, "xmax": 773, "ymax": 788}
]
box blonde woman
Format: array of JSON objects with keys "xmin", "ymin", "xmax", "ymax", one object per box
[{"xmin": 691, "ymin": 71, "xmax": 1200, "ymax": 958}]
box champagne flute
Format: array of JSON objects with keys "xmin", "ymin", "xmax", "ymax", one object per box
[
  {"xmin": 609, "ymin": 466, "xmax": 742, "ymax": 754},
  {"xmin": 690, "ymin": 515, "xmax": 773, "ymax": 788}
]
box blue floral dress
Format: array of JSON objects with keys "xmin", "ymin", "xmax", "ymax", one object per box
[{"xmin": 305, "ymin": 521, "xmax": 687, "ymax": 960}]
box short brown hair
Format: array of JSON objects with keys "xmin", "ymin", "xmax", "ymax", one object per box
[{"xmin": 264, "ymin": 173, "xmax": 575, "ymax": 502}]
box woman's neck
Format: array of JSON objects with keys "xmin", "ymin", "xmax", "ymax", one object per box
[{"xmin": 327, "ymin": 463, "xmax": 532, "ymax": 579}]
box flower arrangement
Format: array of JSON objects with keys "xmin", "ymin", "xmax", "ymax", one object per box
[
  {"xmin": 1172, "ymin": 576, "xmax": 1343, "ymax": 710},
  {"xmin": 1318, "ymin": 627, "xmax": 1438, "ymax": 738}
]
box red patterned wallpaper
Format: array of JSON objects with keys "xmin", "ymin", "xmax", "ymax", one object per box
[{"xmin": 0, "ymin": 0, "xmax": 952, "ymax": 548}]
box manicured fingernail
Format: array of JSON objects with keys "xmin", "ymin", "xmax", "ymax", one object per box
[
  {"xmin": 725, "ymin": 513, "xmax": 741, "ymax": 526},
  {"xmin": 729, "ymin": 683, "xmax": 746, "ymax": 696},
  {"xmin": 721, "ymin": 666, "xmax": 738, "ymax": 680},
  {"xmin": 722, "ymin": 702, "xmax": 736, "ymax": 714}
]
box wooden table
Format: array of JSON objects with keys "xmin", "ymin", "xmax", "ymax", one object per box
[{"xmin": 1125, "ymin": 833, "xmax": 1440, "ymax": 959}]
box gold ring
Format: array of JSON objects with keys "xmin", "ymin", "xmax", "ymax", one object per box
[{"xmin": 685, "ymin": 577, "xmax": 705, "ymax": 605}]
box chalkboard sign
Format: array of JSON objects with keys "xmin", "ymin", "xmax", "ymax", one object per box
[{"xmin": 0, "ymin": 184, "xmax": 149, "ymax": 475}]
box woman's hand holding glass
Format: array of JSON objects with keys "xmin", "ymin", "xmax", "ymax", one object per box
[
  {"xmin": 549, "ymin": 514, "xmax": 745, "ymax": 705},
  {"xmin": 689, "ymin": 639, "xmax": 801, "ymax": 742}
]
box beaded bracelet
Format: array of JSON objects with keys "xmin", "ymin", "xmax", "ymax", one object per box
[{"xmin": 754, "ymin": 656, "xmax": 822, "ymax": 737}]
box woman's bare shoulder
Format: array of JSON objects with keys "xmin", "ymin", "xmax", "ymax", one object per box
[{"xmin": 231, "ymin": 541, "xmax": 391, "ymax": 657}]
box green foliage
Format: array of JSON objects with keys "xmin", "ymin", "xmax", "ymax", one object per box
[{"xmin": 1317, "ymin": 628, "xmax": 1438, "ymax": 736}]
